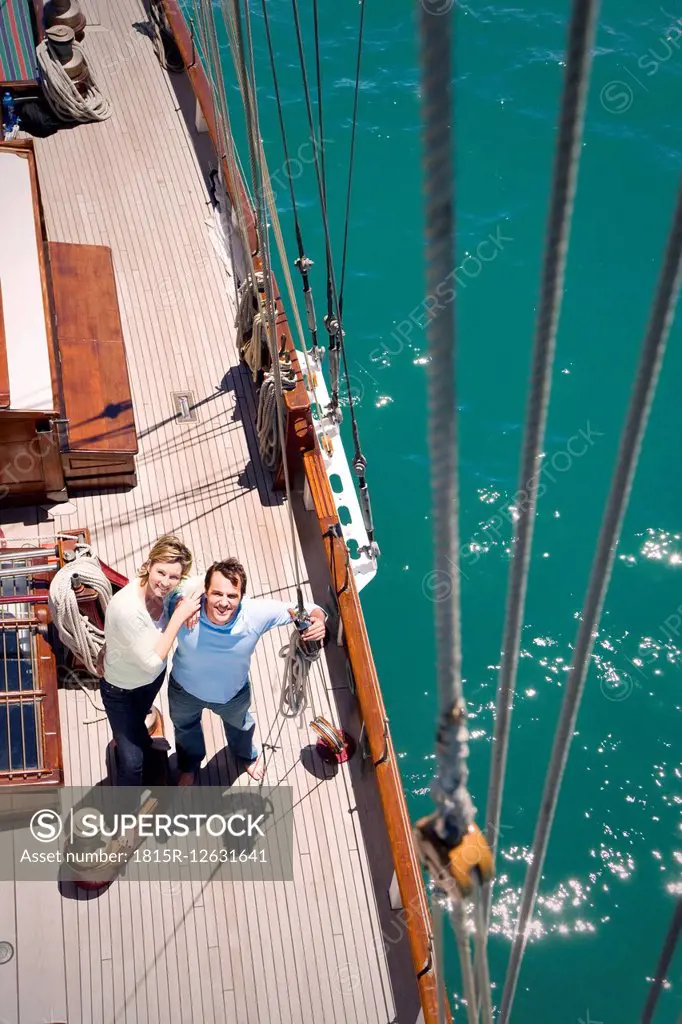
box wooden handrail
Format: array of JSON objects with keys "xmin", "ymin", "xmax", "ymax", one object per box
[
  {"xmin": 160, "ymin": 6, "xmax": 447, "ymax": 1020},
  {"xmin": 302, "ymin": 452, "xmax": 444, "ymax": 1013}
]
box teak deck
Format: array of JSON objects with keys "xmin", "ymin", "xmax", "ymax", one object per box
[{"xmin": 0, "ymin": 1, "xmax": 420, "ymax": 1021}]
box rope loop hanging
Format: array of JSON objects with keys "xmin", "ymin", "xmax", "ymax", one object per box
[
  {"xmin": 256, "ymin": 365, "xmax": 296, "ymax": 471},
  {"xmin": 278, "ymin": 628, "xmax": 321, "ymax": 719}
]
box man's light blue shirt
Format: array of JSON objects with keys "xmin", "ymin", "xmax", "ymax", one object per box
[{"xmin": 168, "ymin": 591, "xmax": 316, "ymax": 704}]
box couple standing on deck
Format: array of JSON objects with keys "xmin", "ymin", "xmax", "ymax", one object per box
[{"xmin": 99, "ymin": 535, "xmax": 326, "ymax": 786}]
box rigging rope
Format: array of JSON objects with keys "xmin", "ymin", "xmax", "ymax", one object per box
[
  {"xmin": 290, "ymin": 0, "xmax": 378, "ymax": 554},
  {"xmin": 338, "ymin": 0, "xmax": 366, "ymax": 320},
  {"xmin": 481, "ymin": 0, "xmax": 600, "ymax": 932},
  {"xmin": 212, "ymin": 2, "xmax": 257, "ymax": 217},
  {"xmin": 195, "ymin": 0, "xmax": 258, "ymax": 289},
  {"xmin": 221, "ymin": 0, "xmax": 331, "ymax": 445},
  {"xmin": 48, "ymin": 545, "xmax": 112, "ymax": 678},
  {"xmin": 418, "ymin": 0, "xmax": 472, "ymax": 846},
  {"xmin": 334, "ymin": 0, "xmax": 378, "ymax": 558},
  {"xmin": 231, "ymin": 0, "xmax": 345, "ymax": 782},
  {"xmin": 471, "ymin": 876, "xmax": 494, "ymax": 1024},
  {"xmin": 260, "ymin": 0, "xmax": 319, "ymax": 352},
  {"xmin": 228, "ymin": 0, "xmax": 267, "ymax": 261},
  {"xmin": 312, "ymin": 0, "xmax": 327, "ymax": 215},
  {"xmin": 290, "ymin": 0, "xmax": 341, "ymax": 415},
  {"xmin": 312, "ymin": 0, "xmax": 331, "ymax": 335},
  {"xmin": 431, "ymin": 895, "xmax": 447, "ymax": 1024},
  {"xmin": 415, "ymin": 6, "xmax": 494, "ymax": 1020},
  {"xmin": 641, "ymin": 896, "xmax": 682, "ymax": 1024},
  {"xmin": 499, "ymin": 178, "xmax": 682, "ymax": 1022},
  {"xmin": 37, "ymin": 39, "xmax": 111, "ymax": 123},
  {"xmin": 238, "ymin": 0, "xmax": 306, "ymax": 614},
  {"xmin": 197, "ymin": 0, "xmax": 273, "ymax": 404},
  {"xmin": 449, "ymin": 898, "xmax": 478, "ymax": 1024}
]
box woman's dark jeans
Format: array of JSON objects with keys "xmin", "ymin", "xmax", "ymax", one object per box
[{"xmin": 100, "ymin": 669, "xmax": 166, "ymax": 787}]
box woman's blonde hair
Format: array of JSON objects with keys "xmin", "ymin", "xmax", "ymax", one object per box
[{"xmin": 138, "ymin": 535, "xmax": 192, "ymax": 582}]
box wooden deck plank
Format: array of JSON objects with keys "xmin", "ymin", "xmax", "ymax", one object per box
[
  {"xmin": 0, "ymin": 0, "xmax": 404, "ymax": 1020},
  {"xmin": 14, "ymin": 877, "xmax": 68, "ymax": 1024},
  {"xmin": 0, "ymin": 834, "xmax": 18, "ymax": 1024}
]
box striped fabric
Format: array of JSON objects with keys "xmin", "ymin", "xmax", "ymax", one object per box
[{"xmin": 0, "ymin": 0, "xmax": 37, "ymax": 86}]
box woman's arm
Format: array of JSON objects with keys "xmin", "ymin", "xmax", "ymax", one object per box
[
  {"xmin": 153, "ymin": 591, "xmax": 203, "ymax": 660},
  {"xmin": 165, "ymin": 575, "xmax": 204, "ymax": 630}
]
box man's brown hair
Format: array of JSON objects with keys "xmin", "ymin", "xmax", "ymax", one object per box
[{"xmin": 204, "ymin": 558, "xmax": 247, "ymax": 597}]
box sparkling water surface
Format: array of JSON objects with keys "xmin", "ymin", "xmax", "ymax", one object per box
[{"xmin": 206, "ymin": 1, "xmax": 682, "ymax": 1018}]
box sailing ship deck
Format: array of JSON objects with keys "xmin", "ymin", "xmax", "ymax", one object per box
[{"xmin": 0, "ymin": 1, "xmax": 410, "ymax": 1021}]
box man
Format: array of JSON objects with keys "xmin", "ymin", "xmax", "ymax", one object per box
[{"xmin": 167, "ymin": 558, "xmax": 326, "ymax": 783}]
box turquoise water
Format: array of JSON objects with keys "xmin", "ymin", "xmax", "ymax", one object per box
[{"xmin": 210, "ymin": 2, "xmax": 682, "ymax": 1018}]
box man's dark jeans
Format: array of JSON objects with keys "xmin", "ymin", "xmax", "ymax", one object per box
[
  {"xmin": 168, "ymin": 674, "xmax": 258, "ymax": 773},
  {"xmin": 100, "ymin": 670, "xmax": 166, "ymax": 787}
]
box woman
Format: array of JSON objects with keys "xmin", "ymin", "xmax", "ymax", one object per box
[{"xmin": 100, "ymin": 534, "xmax": 202, "ymax": 787}]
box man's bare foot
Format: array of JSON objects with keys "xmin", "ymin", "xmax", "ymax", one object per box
[
  {"xmin": 177, "ymin": 771, "xmax": 196, "ymax": 787},
  {"xmin": 242, "ymin": 754, "xmax": 265, "ymax": 781}
]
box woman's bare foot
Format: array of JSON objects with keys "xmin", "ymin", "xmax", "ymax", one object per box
[
  {"xmin": 242, "ymin": 754, "xmax": 265, "ymax": 781},
  {"xmin": 177, "ymin": 771, "xmax": 196, "ymax": 787}
]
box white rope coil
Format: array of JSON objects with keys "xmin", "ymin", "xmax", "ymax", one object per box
[
  {"xmin": 278, "ymin": 629, "xmax": 320, "ymax": 719},
  {"xmin": 256, "ymin": 369, "xmax": 296, "ymax": 471},
  {"xmin": 256, "ymin": 372, "xmax": 279, "ymax": 470},
  {"xmin": 37, "ymin": 39, "xmax": 112, "ymax": 123},
  {"xmin": 235, "ymin": 273, "xmax": 260, "ymax": 341},
  {"xmin": 48, "ymin": 545, "xmax": 112, "ymax": 677}
]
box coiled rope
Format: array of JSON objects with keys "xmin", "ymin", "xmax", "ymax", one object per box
[
  {"xmin": 278, "ymin": 630, "xmax": 321, "ymax": 719},
  {"xmin": 256, "ymin": 368, "xmax": 296, "ymax": 471},
  {"xmin": 236, "ymin": 273, "xmax": 260, "ymax": 343},
  {"xmin": 147, "ymin": 0, "xmax": 184, "ymax": 73},
  {"xmin": 37, "ymin": 40, "xmax": 111, "ymax": 123},
  {"xmin": 48, "ymin": 544, "xmax": 112, "ymax": 677}
]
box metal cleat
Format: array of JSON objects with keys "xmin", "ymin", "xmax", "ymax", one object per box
[{"xmin": 359, "ymin": 541, "xmax": 380, "ymax": 560}]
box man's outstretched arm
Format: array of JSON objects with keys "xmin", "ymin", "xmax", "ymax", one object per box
[{"xmin": 254, "ymin": 598, "xmax": 327, "ymax": 640}]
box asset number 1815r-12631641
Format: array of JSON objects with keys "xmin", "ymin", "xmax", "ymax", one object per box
[{"xmin": 133, "ymin": 848, "xmax": 267, "ymax": 864}]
